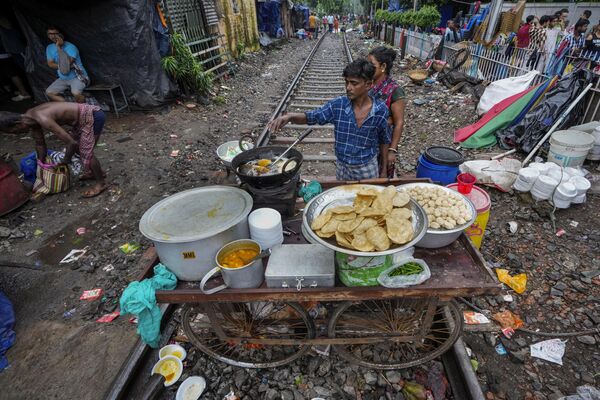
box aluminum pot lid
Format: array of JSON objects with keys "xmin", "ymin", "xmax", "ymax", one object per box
[
  {"xmin": 423, "ymin": 146, "xmax": 464, "ymax": 166},
  {"xmin": 139, "ymin": 186, "xmax": 253, "ymax": 243}
]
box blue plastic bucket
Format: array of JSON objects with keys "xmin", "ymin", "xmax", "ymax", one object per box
[{"xmin": 416, "ymin": 154, "xmax": 461, "ymax": 185}]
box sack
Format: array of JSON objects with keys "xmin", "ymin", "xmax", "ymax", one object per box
[{"xmin": 32, "ymin": 158, "xmax": 70, "ymax": 196}]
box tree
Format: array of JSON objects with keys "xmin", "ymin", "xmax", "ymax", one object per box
[{"xmin": 317, "ymin": 0, "xmax": 354, "ymax": 15}]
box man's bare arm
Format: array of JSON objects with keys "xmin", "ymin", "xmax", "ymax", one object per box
[
  {"xmin": 37, "ymin": 117, "xmax": 77, "ymax": 146},
  {"xmin": 47, "ymin": 60, "xmax": 58, "ymax": 69}
]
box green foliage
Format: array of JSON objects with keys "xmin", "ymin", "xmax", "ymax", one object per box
[
  {"xmin": 236, "ymin": 42, "xmax": 246, "ymax": 60},
  {"xmin": 317, "ymin": 0, "xmax": 354, "ymax": 15},
  {"xmin": 161, "ymin": 33, "xmax": 214, "ymax": 95},
  {"xmin": 374, "ymin": 5, "xmax": 440, "ymax": 29},
  {"xmin": 213, "ymin": 95, "xmax": 226, "ymax": 105},
  {"xmin": 413, "ymin": 5, "xmax": 441, "ymax": 29}
]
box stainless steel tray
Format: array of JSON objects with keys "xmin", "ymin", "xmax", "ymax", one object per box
[{"xmin": 302, "ymin": 184, "xmax": 428, "ymax": 257}]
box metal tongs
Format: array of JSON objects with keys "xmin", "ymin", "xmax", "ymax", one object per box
[{"xmin": 269, "ymin": 128, "xmax": 313, "ymax": 169}]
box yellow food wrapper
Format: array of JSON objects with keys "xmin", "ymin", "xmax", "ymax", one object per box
[{"xmin": 495, "ymin": 268, "xmax": 527, "ymax": 294}]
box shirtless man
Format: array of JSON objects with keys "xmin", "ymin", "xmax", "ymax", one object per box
[{"xmin": 0, "ymin": 102, "xmax": 107, "ymax": 197}]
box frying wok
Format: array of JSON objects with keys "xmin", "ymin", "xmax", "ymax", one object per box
[{"xmin": 231, "ymin": 146, "xmax": 302, "ymax": 187}]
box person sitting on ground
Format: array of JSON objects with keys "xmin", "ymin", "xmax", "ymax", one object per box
[
  {"xmin": 0, "ymin": 102, "xmax": 107, "ymax": 197},
  {"xmin": 267, "ymin": 59, "xmax": 390, "ymax": 180},
  {"xmin": 367, "ymin": 46, "xmax": 406, "ymax": 178},
  {"xmin": 45, "ymin": 26, "xmax": 89, "ymax": 103},
  {"xmin": 444, "ymin": 20, "xmax": 461, "ymax": 44}
]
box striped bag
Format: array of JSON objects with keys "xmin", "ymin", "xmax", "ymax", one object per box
[{"xmin": 32, "ymin": 158, "xmax": 71, "ymax": 196}]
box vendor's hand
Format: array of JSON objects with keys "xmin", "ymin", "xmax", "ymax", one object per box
[
  {"xmin": 267, "ymin": 115, "xmax": 289, "ymax": 132},
  {"xmin": 55, "ymin": 36, "xmax": 64, "ymax": 47},
  {"xmin": 387, "ymin": 158, "xmax": 395, "ymax": 173}
]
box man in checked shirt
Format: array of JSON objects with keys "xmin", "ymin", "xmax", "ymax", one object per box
[{"xmin": 267, "ymin": 59, "xmax": 390, "ymax": 180}]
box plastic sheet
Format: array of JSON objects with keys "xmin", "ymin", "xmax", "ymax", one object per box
[
  {"xmin": 14, "ymin": 0, "xmax": 176, "ymax": 107},
  {"xmin": 496, "ymin": 70, "xmax": 591, "ymax": 152},
  {"xmin": 0, "ymin": 291, "xmax": 16, "ymax": 371}
]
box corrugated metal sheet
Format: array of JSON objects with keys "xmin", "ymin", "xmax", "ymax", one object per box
[{"xmin": 201, "ymin": 0, "xmax": 219, "ymax": 26}]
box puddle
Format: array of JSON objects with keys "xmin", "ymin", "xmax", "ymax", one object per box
[{"xmin": 37, "ymin": 210, "xmax": 101, "ymax": 266}]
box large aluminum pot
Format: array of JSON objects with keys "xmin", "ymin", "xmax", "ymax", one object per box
[{"xmin": 139, "ymin": 186, "xmax": 253, "ymax": 281}]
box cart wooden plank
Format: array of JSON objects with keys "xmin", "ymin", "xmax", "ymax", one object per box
[
  {"xmin": 137, "ymin": 178, "xmax": 501, "ymax": 304},
  {"xmin": 151, "ymin": 234, "xmax": 500, "ymax": 303}
]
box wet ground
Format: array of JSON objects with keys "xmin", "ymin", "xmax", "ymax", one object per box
[{"xmin": 0, "ymin": 31, "xmax": 598, "ymax": 399}]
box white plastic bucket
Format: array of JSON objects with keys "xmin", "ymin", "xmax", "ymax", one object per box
[{"xmin": 548, "ymin": 130, "xmax": 595, "ymax": 167}]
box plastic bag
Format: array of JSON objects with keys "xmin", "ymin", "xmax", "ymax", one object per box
[
  {"xmin": 336, "ymin": 253, "xmax": 392, "ymax": 287},
  {"xmin": 476, "ymin": 70, "xmax": 538, "ymax": 116},
  {"xmin": 378, "ymin": 258, "xmax": 431, "ymax": 288},
  {"xmin": 495, "ymin": 268, "xmax": 527, "ymax": 294},
  {"xmin": 530, "ymin": 339, "xmax": 566, "ymax": 365},
  {"xmin": 460, "ymin": 159, "xmax": 522, "ymax": 192},
  {"xmin": 0, "ymin": 291, "xmax": 16, "ymax": 370},
  {"xmin": 493, "ymin": 310, "xmax": 524, "ymax": 329}
]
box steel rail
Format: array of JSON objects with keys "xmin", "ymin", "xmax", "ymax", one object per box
[{"xmin": 256, "ymin": 32, "xmax": 352, "ymax": 147}]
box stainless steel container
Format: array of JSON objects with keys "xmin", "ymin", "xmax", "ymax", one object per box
[
  {"xmin": 265, "ymin": 244, "xmax": 334, "ymax": 289},
  {"xmin": 302, "ymin": 184, "xmax": 428, "ymax": 257},
  {"xmin": 139, "ymin": 186, "xmax": 253, "ymax": 281},
  {"xmin": 398, "ymin": 183, "xmax": 477, "ymax": 249},
  {"xmin": 200, "ymin": 239, "xmax": 265, "ymax": 294}
]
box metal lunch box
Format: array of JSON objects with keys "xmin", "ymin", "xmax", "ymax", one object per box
[{"xmin": 265, "ymin": 244, "xmax": 335, "ymax": 289}]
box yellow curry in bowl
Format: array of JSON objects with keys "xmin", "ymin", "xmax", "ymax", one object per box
[{"xmin": 220, "ymin": 248, "xmax": 258, "ymax": 269}]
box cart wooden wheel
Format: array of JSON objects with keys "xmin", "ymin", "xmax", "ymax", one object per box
[
  {"xmin": 182, "ymin": 301, "xmax": 315, "ymax": 368},
  {"xmin": 328, "ymin": 298, "xmax": 462, "ymax": 369}
]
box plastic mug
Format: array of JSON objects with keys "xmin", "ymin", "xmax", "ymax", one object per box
[{"xmin": 457, "ymin": 173, "xmax": 476, "ymax": 194}]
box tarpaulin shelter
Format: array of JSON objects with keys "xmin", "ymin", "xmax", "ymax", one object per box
[
  {"xmin": 8, "ymin": 0, "xmax": 176, "ymax": 108},
  {"xmin": 291, "ymin": 4, "xmax": 309, "ymax": 30},
  {"xmin": 497, "ymin": 70, "xmax": 591, "ymax": 152},
  {"xmin": 257, "ymin": 0, "xmax": 283, "ymax": 37}
]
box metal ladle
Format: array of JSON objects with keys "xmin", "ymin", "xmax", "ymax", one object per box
[{"xmin": 268, "ymin": 128, "xmax": 313, "ymax": 171}]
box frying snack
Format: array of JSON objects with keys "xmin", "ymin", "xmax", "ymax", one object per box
[
  {"xmin": 330, "ymin": 205, "xmax": 355, "ymax": 214},
  {"xmin": 310, "ymin": 185, "xmax": 415, "ymax": 252},
  {"xmin": 311, "ymin": 211, "xmax": 332, "ymax": 230},
  {"xmin": 354, "ymin": 218, "xmax": 378, "ymax": 234},
  {"xmin": 366, "ymin": 226, "xmax": 390, "ymax": 251},
  {"xmin": 333, "ymin": 212, "xmax": 357, "ymax": 221},
  {"xmin": 351, "ymin": 232, "xmax": 375, "ymax": 252},
  {"xmin": 338, "ymin": 216, "xmax": 365, "ymax": 233},
  {"xmin": 392, "ymin": 192, "xmax": 410, "ymax": 208}
]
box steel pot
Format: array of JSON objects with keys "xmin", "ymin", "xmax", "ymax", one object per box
[
  {"xmin": 139, "ymin": 186, "xmax": 253, "ymax": 281},
  {"xmin": 200, "ymin": 239, "xmax": 265, "ymax": 294},
  {"xmin": 230, "ymin": 146, "xmax": 303, "ymax": 188}
]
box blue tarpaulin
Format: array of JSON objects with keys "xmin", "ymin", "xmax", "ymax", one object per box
[
  {"xmin": 258, "ymin": 0, "xmax": 283, "ymax": 37},
  {"xmin": 388, "ymin": 0, "xmax": 401, "ymax": 11},
  {"xmin": 0, "ymin": 291, "xmax": 15, "ymax": 371}
]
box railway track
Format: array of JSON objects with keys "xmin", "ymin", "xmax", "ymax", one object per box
[
  {"xmin": 258, "ymin": 32, "xmax": 354, "ymax": 177},
  {"xmin": 105, "ymin": 35, "xmax": 486, "ymax": 400}
]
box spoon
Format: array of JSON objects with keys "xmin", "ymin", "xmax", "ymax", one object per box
[{"xmin": 248, "ymin": 248, "xmax": 272, "ymax": 263}]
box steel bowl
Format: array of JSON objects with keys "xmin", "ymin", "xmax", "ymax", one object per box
[
  {"xmin": 302, "ymin": 184, "xmax": 428, "ymax": 257},
  {"xmin": 397, "ymin": 183, "xmax": 477, "ymax": 249},
  {"xmin": 216, "ymin": 139, "xmax": 253, "ymax": 168}
]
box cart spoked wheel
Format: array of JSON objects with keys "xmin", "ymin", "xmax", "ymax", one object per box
[
  {"xmin": 182, "ymin": 302, "xmax": 315, "ymax": 368},
  {"xmin": 328, "ymin": 299, "xmax": 462, "ymax": 369}
]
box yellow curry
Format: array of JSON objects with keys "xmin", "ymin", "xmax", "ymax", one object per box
[{"xmin": 220, "ymin": 248, "xmax": 258, "ymax": 268}]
